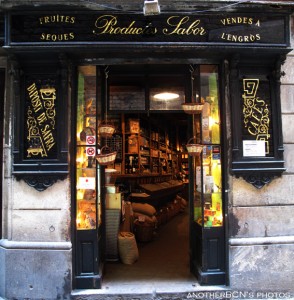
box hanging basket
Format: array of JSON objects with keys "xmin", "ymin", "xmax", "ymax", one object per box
[
  {"xmin": 186, "ymin": 137, "xmax": 203, "ymax": 156},
  {"xmin": 98, "ymin": 121, "xmax": 115, "ymax": 138},
  {"xmin": 182, "ymin": 103, "xmax": 204, "ymax": 114},
  {"xmin": 96, "ymin": 146, "xmax": 117, "ymax": 165}
]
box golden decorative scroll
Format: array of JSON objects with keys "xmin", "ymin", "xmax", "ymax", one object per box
[
  {"xmin": 26, "ymin": 83, "xmax": 56, "ymax": 158},
  {"xmin": 242, "ymin": 79, "xmax": 270, "ymax": 154}
]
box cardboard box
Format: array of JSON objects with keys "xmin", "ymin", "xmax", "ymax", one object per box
[
  {"xmin": 128, "ymin": 135, "xmax": 138, "ymax": 153},
  {"xmin": 106, "ymin": 186, "xmax": 117, "ymax": 194},
  {"xmin": 129, "ymin": 119, "xmax": 140, "ymax": 133},
  {"xmin": 106, "ymin": 193, "xmax": 122, "ymax": 209}
]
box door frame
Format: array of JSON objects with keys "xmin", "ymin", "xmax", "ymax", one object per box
[
  {"xmin": 72, "ymin": 61, "xmax": 228, "ymax": 289},
  {"xmin": 0, "ymin": 68, "xmax": 5, "ymax": 239}
]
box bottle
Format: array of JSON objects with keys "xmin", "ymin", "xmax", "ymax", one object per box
[
  {"xmin": 125, "ymin": 158, "xmax": 129, "ymax": 174},
  {"xmin": 132, "ymin": 157, "xmax": 137, "ymax": 174}
]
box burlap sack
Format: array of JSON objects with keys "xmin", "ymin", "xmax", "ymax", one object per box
[
  {"xmin": 133, "ymin": 212, "xmax": 157, "ymax": 224},
  {"xmin": 118, "ymin": 232, "xmax": 139, "ymax": 264},
  {"xmin": 131, "ymin": 203, "xmax": 156, "ymax": 217}
]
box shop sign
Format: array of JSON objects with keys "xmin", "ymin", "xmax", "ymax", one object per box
[
  {"xmin": 9, "ymin": 13, "xmax": 288, "ymax": 46},
  {"xmin": 230, "ymin": 58, "xmax": 285, "ymax": 188},
  {"xmin": 242, "ymin": 78, "xmax": 271, "ymax": 156},
  {"xmin": 25, "ymin": 80, "xmax": 57, "ymax": 159},
  {"xmin": 13, "ymin": 70, "xmax": 68, "ymax": 191}
]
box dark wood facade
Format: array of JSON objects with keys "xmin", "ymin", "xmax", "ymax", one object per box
[{"xmin": 2, "ymin": 1, "xmax": 292, "ymax": 291}]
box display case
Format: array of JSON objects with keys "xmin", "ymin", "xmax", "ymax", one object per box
[
  {"xmin": 193, "ymin": 145, "xmax": 222, "ymax": 228},
  {"xmin": 190, "ymin": 65, "xmax": 225, "ymax": 285},
  {"xmin": 74, "ymin": 66, "xmax": 103, "ymax": 288},
  {"xmin": 76, "ymin": 66, "xmax": 101, "ymax": 230}
]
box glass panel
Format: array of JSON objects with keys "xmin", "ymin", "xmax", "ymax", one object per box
[
  {"xmin": 76, "ymin": 66, "xmax": 102, "ymax": 230},
  {"xmin": 202, "ymin": 145, "xmax": 223, "ymax": 227},
  {"xmin": 193, "ymin": 154, "xmax": 202, "ymax": 225},
  {"xmin": 241, "ymin": 76, "xmax": 273, "ymax": 157},
  {"xmin": 200, "ymin": 65, "xmax": 220, "ymax": 145},
  {"xmin": 109, "ymin": 85, "xmax": 145, "ymax": 111},
  {"xmin": 193, "ymin": 65, "xmax": 223, "ymax": 228}
]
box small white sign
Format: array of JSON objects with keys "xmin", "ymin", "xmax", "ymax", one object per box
[
  {"xmin": 86, "ymin": 135, "xmax": 96, "ymax": 145},
  {"xmin": 86, "ymin": 146, "xmax": 96, "ymax": 157},
  {"xmin": 243, "ymin": 140, "xmax": 266, "ymax": 157},
  {"xmin": 78, "ymin": 177, "xmax": 95, "ymax": 189}
]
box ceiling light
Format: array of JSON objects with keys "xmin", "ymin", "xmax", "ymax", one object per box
[
  {"xmin": 153, "ymin": 92, "xmax": 179, "ymax": 101},
  {"xmin": 143, "ymin": 0, "xmax": 161, "ymax": 16}
]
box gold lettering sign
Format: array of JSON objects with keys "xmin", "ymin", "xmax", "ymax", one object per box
[
  {"xmin": 39, "ymin": 14, "xmax": 76, "ymax": 42},
  {"xmin": 12, "ymin": 13, "xmax": 287, "ymax": 45},
  {"xmin": 242, "ymin": 79, "xmax": 270, "ymax": 154},
  {"xmin": 26, "ymin": 83, "xmax": 56, "ymax": 158},
  {"xmin": 220, "ymin": 16, "xmax": 261, "ymax": 43},
  {"xmin": 162, "ymin": 16, "xmax": 206, "ymax": 36},
  {"xmin": 93, "ymin": 15, "xmax": 157, "ymax": 36}
]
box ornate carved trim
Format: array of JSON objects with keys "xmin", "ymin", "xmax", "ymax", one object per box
[
  {"xmin": 20, "ymin": 174, "xmax": 67, "ymax": 191},
  {"xmin": 242, "ymin": 173, "xmax": 276, "ymax": 189},
  {"xmin": 230, "ymin": 57, "xmax": 286, "ymax": 188}
]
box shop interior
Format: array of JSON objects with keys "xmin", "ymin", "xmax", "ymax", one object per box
[
  {"xmin": 75, "ymin": 64, "xmax": 223, "ymax": 285},
  {"xmin": 102, "ymin": 111, "xmax": 192, "ymax": 285}
]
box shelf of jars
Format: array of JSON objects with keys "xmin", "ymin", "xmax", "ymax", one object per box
[
  {"xmin": 75, "ymin": 152, "xmax": 99, "ymax": 230},
  {"xmin": 192, "ymin": 144, "xmax": 223, "ymax": 228},
  {"xmin": 120, "ymin": 117, "xmax": 178, "ymax": 176}
]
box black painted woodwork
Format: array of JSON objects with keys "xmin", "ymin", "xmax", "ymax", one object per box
[
  {"xmin": 0, "ymin": 68, "xmax": 4, "ymax": 238},
  {"xmin": 230, "ymin": 55, "xmax": 286, "ymax": 188},
  {"xmin": 11, "ymin": 54, "xmax": 69, "ymax": 190}
]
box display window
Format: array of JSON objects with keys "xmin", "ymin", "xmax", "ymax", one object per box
[
  {"xmin": 75, "ymin": 66, "xmax": 102, "ymax": 230},
  {"xmin": 74, "ymin": 64, "xmax": 225, "ymax": 287},
  {"xmin": 193, "ymin": 65, "xmax": 223, "ymax": 228}
]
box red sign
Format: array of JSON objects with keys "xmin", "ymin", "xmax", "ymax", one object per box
[
  {"xmin": 86, "ymin": 146, "xmax": 95, "ymax": 157},
  {"xmin": 86, "ymin": 135, "xmax": 95, "ymax": 145}
]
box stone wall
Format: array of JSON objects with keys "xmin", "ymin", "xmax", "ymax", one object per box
[
  {"xmin": 0, "ymin": 59, "xmax": 72, "ymax": 298},
  {"xmin": 228, "ymin": 16, "xmax": 294, "ymax": 292}
]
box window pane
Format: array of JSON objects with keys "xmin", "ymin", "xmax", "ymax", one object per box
[
  {"xmin": 76, "ymin": 66, "xmax": 100, "ymax": 230},
  {"xmin": 109, "ymin": 86, "xmax": 145, "ymax": 111},
  {"xmin": 200, "ymin": 65, "xmax": 220, "ymax": 145},
  {"xmin": 193, "ymin": 65, "xmax": 223, "ymax": 228}
]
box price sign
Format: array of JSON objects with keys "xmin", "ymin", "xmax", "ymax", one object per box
[
  {"xmin": 243, "ymin": 140, "xmax": 266, "ymax": 157},
  {"xmin": 78, "ymin": 177, "xmax": 95, "ymax": 189}
]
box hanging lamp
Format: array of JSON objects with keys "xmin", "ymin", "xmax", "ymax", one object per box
[
  {"xmin": 184, "ymin": 65, "xmax": 203, "ymax": 156},
  {"xmin": 182, "ymin": 65, "xmax": 204, "ymax": 114},
  {"xmin": 98, "ymin": 66, "xmax": 116, "ymax": 138},
  {"xmin": 96, "ymin": 66, "xmax": 117, "ymax": 165}
]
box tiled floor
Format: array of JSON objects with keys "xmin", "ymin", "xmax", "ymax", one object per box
[
  {"xmin": 102, "ymin": 209, "xmax": 197, "ymax": 293},
  {"xmin": 72, "ymin": 210, "xmax": 227, "ymax": 297}
]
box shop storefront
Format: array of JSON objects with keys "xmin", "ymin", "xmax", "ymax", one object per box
[{"xmin": 1, "ymin": 1, "xmax": 294, "ymax": 299}]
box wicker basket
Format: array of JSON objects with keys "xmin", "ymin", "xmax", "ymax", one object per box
[
  {"xmin": 96, "ymin": 146, "xmax": 117, "ymax": 165},
  {"xmin": 134, "ymin": 220, "xmax": 155, "ymax": 243},
  {"xmin": 186, "ymin": 137, "xmax": 203, "ymax": 156},
  {"xmin": 98, "ymin": 121, "xmax": 115, "ymax": 138},
  {"xmin": 182, "ymin": 103, "xmax": 203, "ymax": 114}
]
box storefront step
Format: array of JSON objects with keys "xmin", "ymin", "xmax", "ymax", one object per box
[{"xmin": 71, "ymin": 286, "xmax": 230, "ymax": 300}]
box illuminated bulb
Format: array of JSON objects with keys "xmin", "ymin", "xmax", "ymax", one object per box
[
  {"xmin": 76, "ymin": 157, "xmax": 83, "ymax": 163},
  {"xmin": 153, "ymin": 92, "xmax": 179, "ymax": 101}
]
